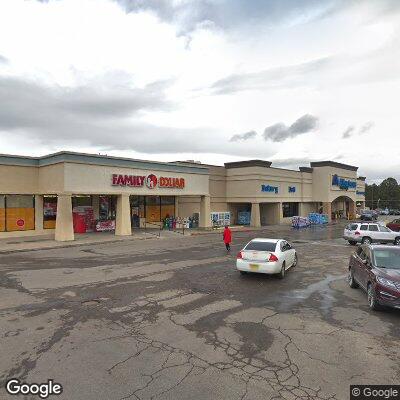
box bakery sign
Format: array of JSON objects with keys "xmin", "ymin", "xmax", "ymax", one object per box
[{"xmin": 112, "ymin": 174, "xmax": 185, "ymax": 189}]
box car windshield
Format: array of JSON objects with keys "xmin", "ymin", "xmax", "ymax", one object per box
[
  {"xmin": 245, "ymin": 241, "xmax": 276, "ymax": 252},
  {"xmin": 373, "ymin": 249, "xmax": 400, "ymax": 270}
]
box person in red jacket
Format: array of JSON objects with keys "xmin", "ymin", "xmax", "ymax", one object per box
[{"xmin": 223, "ymin": 225, "xmax": 232, "ymax": 253}]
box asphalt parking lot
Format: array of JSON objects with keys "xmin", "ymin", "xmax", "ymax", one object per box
[{"xmin": 0, "ymin": 224, "xmax": 399, "ymax": 400}]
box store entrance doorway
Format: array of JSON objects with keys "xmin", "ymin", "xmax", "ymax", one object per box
[{"xmin": 130, "ymin": 195, "xmax": 176, "ymax": 228}]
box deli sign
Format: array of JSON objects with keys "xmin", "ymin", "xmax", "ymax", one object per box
[{"xmin": 112, "ymin": 174, "xmax": 185, "ymax": 189}]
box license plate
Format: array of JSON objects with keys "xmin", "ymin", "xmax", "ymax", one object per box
[{"xmin": 249, "ymin": 264, "xmax": 259, "ymax": 270}]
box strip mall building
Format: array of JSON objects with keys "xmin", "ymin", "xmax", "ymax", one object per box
[{"xmin": 0, "ymin": 152, "xmax": 366, "ymax": 241}]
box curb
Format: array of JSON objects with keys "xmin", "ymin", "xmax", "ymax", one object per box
[{"xmin": 0, "ymin": 234, "xmax": 158, "ymax": 255}]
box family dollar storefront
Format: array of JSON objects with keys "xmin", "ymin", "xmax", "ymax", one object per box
[
  {"xmin": 0, "ymin": 152, "xmax": 211, "ymax": 241},
  {"xmin": 0, "ymin": 152, "xmax": 366, "ymax": 241}
]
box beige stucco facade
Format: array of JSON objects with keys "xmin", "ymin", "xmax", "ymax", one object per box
[{"xmin": 0, "ymin": 152, "xmax": 366, "ymax": 241}]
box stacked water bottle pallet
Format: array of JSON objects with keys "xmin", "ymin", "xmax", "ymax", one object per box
[
  {"xmin": 308, "ymin": 213, "xmax": 328, "ymax": 225},
  {"xmin": 291, "ymin": 216, "xmax": 310, "ymax": 228}
]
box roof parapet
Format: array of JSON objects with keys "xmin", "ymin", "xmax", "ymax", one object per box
[
  {"xmin": 310, "ymin": 161, "xmax": 358, "ymax": 172},
  {"xmin": 224, "ymin": 160, "xmax": 272, "ymax": 169}
]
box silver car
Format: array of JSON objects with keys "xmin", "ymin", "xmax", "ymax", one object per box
[{"xmin": 344, "ymin": 222, "xmax": 400, "ymax": 245}]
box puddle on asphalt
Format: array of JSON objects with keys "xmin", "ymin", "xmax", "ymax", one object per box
[{"xmin": 273, "ymin": 274, "xmax": 347, "ymax": 315}]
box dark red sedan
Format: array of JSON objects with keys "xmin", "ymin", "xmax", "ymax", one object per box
[
  {"xmin": 348, "ymin": 245, "xmax": 400, "ymax": 310},
  {"xmin": 386, "ymin": 219, "xmax": 400, "ymax": 232}
]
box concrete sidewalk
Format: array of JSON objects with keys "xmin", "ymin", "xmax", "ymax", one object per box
[{"xmin": 0, "ymin": 231, "xmax": 157, "ymax": 254}]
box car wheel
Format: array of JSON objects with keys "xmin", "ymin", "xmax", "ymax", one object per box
[
  {"xmin": 278, "ymin": 262, "xmax": 286, "ymax": 279},
  {"xmin": 348, "ymin": 268, "xmax": 359, "ymax": 288},
  {"xmin": 239, "ymin": 271, "xmax": 247, "ymax": 275},
  {"xmin": 361, "ymin": 237, "xmax": 372, "ymax": 245},
  {"xmin": 367, "ymin": 284, "xmax": 381, "ymax": 311},
  {"xmin": 292, "ymin": 253, "xmax": 298, "ymax": 267},
  {"xmin": 394, "ymin": 237, "xmax": 400, "ymax": 246},
  {"xmin": 348, "ymin": 240, "xmax": 357, "ymax": 246}
]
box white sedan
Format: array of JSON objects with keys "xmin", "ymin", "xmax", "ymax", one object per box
[{"xmin": 236, "ymin": 238, "xmax": 297, "ymax": 279}]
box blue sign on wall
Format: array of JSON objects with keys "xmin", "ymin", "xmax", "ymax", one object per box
[
  {"xmin": 356, "ymin": 191, "xmax": 365, "ymax": 196},
  {"xmin": 261, "ymin": 184, "xmax": 278, "ymax": 194},
  {"xmin": 288, "ymin": 186, "xmax": 296, "ymax": 193},
  {"xmin": 332, "ymin": 174, "xmax": 356, "ymax": 190}
]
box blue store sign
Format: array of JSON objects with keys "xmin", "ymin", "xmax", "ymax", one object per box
[
  {"xmin": 332, "ymin": 174, "xmax": 356, "ymax": 190},
  {"xmin": 356, "ymin": 191, "xmax": 365, "ymax": 196},
  {"xmin": 261, "ymin": 184, "xmax": 279, "ymax": 194}
]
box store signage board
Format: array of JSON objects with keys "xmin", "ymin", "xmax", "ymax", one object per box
[
  {"xmin": 112, "ymin": 174, "xmax": 185, "ymax": 189},
  {"xmin": 331, "ymin": 174, "xmax": 356, "ymax": 190},
  {"xmin": 261, "ymin": 184, "xmax": 279, "ymax": 194}
]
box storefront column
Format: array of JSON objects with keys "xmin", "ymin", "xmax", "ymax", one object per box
[
  {"xmin": 250, "ymin": 203, "xmax": 261, "ymax": 227},
  {"xmin": 115, "ymin": 194, "xmax": 132, "ymax": 236},
  {"xmin": 298, "ymin": 202, "xmax": 304, "ymax": 217},
  {"xmin": 55, "ymin": 194, "xmax": 74, "ymax": 241},
  {"xmin": 199, "ymin": 195, "xmax": 211, "ymax": 228},
  {"xmin": 92, "ymin": 195, "xmax": 100, "ymax": 220},
  {"xmin": 322, "ymin": 202, "xmax": 332, "ymax": 222},
  {"xmin": 174, "ymin": 197, "xmax": 179, "ymax": 217},
  {"xmin": 35, "ymin": 195, "xmax": 44, "ymax": 233},
  {"xmin": 348, "ymin": 200, "xmax": 356, "ymax": 220},
  {"xmin": 276, "ymin": 202, "xmax": 283, "ymax": 224}
]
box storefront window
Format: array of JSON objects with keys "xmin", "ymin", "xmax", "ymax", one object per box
[
  {"xmin": 130, "ymin": 196, "xmax": 176, "ymax": 224},
  {"xmin": 99, "ymin": 196, "xmax": 117, "ymax": 221},
  {"xmin": 72, "ymin": 196, "xmax": 92, "ymax": 208},
  {"xmin": 130, "ymin": 196, "xmax": 145, "ymax": 227},
  {"xmin": 0, "ymin": 195, "xmax": 5, "ymax": 232},
  {"xmin": 282, "ymin": 202, "xmax": 299, "ymax": 218},
  {"xmin": 5, "ymin": 195, "xmax": 35, "ymax": 231},
  {"xmin": 146, "ymin": 196, "xmax": 161, "ymax": 222},
  {"xmin": 161, "ymin": 196, "xmax": 175, "ymax": 220},
  {"xmin": 43, "ymin": 196, "xmax": 57, "ymax": 229}
]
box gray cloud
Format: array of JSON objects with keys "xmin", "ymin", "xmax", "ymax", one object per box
[
  {"xmin": 359, "ymin": 121, "xmax": 374, "ymax": 134},
  {"xmin": 0, "ymin": 74, "xmax": 276, "ymax": 157},
  {"xmin": 341, "ymin": 122, "xmax": 374, "ymax": 139},
  {"xmin": 0, "ymin": 54, "xmax": 8, "ymax": 64},
  {"xmin": 263, "ymin": 114, "xmax": 318, "ymax": 142},
  {"xmin": 0, "ymin": 75, "xmax": 173, "ymax": 127},
  {"xmin": 230, "ymin": 130, "xmax": 257, "ymax": 142},
  {"xmin": 114, "ymin": 0, "xmax": 400, "ymax": 34},
  {"xmin": 342, "ymin": 126, "xmax": 355, "ymax": 139},
  {"xmin": 210, "ymin": 57, "xmax": 330, "ymax": 95},
  {"xmin": 114, "ymin": 0, "xmax": 335, "ymax": 33},
  {"xmin": 34, "ymin": 0, "xmax": 400, "ymax": 36}
]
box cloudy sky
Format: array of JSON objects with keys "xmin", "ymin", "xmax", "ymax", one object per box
[{"xmin": 0, "ymin": 0, "xmax": 399, "ymax": 182}]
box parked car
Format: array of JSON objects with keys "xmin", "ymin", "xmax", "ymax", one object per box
[
  {"xmin": 343, "ymin": 222, "xmax": 400, "ymax": 245},
  {"xmin": 348, "ymin": 245, "xmax": 400, "ymax": 310},
  {"xmin": 389, "ymin": 209, "xmax": 400, "ymax": 215},
  {"xmin": 386, "ymin": 219, "xmax": 400, "ymax": 232},
  {"xmin": 360, "ymin": 211, "xmax": 377, "ymax": 221},
  {"xmin": 380, "ymin": 208, "xmax": 390, "ymax": 216},
  {"xmin": 236, "ymin": 238, "xmax": 297, "ymax": 279}
]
